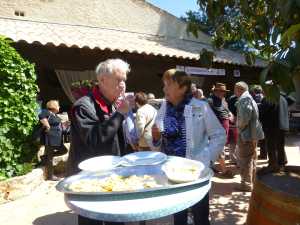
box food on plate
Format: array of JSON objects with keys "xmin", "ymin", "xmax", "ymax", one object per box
[
  {"xmin": 163, "ymin": 163, "xmax": 201, "ymax": 183},
  {"xmin": 68, "ymin": 174, "xmax": 161, "ymax": 192}
]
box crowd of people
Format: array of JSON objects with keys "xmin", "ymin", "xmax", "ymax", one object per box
[{"xmin": 37, "ymin": 58, "xmax": 292, "ymax": 225}]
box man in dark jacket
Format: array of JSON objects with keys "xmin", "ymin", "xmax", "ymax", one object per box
[
  {"xmin": 259, "ymin": 94, "xmax": 289, "ymax": 173},
  {"xmin": 66, "ymin": 59, "xmax": 131, "ymax": 225}
]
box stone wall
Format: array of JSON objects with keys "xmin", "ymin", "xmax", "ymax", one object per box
[
  {"xmin": 0, "ymin": 168, "xmax": 44, "ymax": 203},
  {"xmin": 0, "ymin": 0, "xmax": 210, "ymax": 44}
]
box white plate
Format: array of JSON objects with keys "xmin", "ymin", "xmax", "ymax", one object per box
[
  {"xmin": 78, "ymin": 155, "xmax": 122, "ymax": 171},
  {"xmin": 121, "ymin": 151, "xmax": 167, "ymax": 166},
  {"xmin": 162, "ymin": 157, "xmax": 205, "ymax": 183}
]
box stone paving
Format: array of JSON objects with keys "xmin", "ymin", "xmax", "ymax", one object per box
[{"xmin": 0, "ymin": 133, "xmax": 299, "ymax": 225}]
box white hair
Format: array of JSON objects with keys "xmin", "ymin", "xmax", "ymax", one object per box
[
  {"xmin": 95, "ymin": 58, "xmax": 130, "ymax": 77},
  {"xmin": 197, "ymin": 88, "xmax": 203, "ymax": 97},
  {"xmin": 235, "ymin": 81, "xmax": 249, "ymax": 91},
  {"xmin": 147, "ymin": 93, "xmax": 155, "ymax": 100}
]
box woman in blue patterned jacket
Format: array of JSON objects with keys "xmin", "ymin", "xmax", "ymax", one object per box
[{"xmin": 152, "ymin": 69, "xmax": 226, "ymax": 225}]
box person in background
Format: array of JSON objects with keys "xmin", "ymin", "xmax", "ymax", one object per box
[
  {"xmin": 207, "ymin": 83, "xmax": 234, "ymax": 178},
  {"xmin": 147, "ymin": 93, "xmax": 155, "ymax": 100},
  {"xmin": 191, "ymin": 83, "xmax": 198, "ymax": 97},
  {"xmin": 259, "ymin": 91, "xmax": 289, "ymax": 173},
  {"xmin": 227, "ymin": 94, "xmax": 239, "ymax": 164},
  {"xmin": 123, "ymin": 93, "xmax": 139, "ymax": 152},
  {"xmin": 191, "ymin": 83, "xmax": 205, "ymax": 100},
  {"xmin": 196, "ymin": 88, "xmax": 205, "ymax": 100},
  {"xmin": 39, "ymin": 100, "xmax": 68, "ymax": 181},
  {"xmin": 67, "ymin": 58, "xmax": 131, "ymax": 225},
  {"xmin": 152, "ymin": 69, "xmax": 226, "ymax": 225},
  {"xmin": 135, "ymin": 92, "xmax": 157, "ymax": 151},
  {"xmin": 234, "ymin": 81, "xmax": 264, "ymax": 192},
  {"xmin": 250, "ymin": 85, "xmax": 267, "ymax": 159},
  {"xmin": 251, "ymin": 85, "xmax": 264, "ymax": 104},
  {"xmin": 148, "ymin": 93, "xmax": 162, "ymax": 110}
]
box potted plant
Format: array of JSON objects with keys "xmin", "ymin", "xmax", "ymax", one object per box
[{"xmin": 71, "ymin": 79, "xmax": 98, "ymax": 100}]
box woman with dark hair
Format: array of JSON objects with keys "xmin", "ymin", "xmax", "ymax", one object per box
[{"xmin": 152, "ymin": 69, "xmax": 226, "ymax": 225}]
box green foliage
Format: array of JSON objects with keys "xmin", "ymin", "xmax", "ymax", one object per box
[
  {"xmin": 199, "ymin": 48, "xmax": 214, "ymax": 68},
  {"xmin": 71, "ymin": 79, "xmax": 97, "ymax": 89},
  {"xmin": 184, "ymin": 10, "xmax": 249, "ymax": 52},
  {"xmin": 71, "ymin": 79, "xmax": 98, "ymax": 100},
  {"xmin": 186, "ymin": 0, "xmax": 300, "ymax": 100},
  {"xmin": 0, "ymin": 36, "xmax": 38, "ymax": 179}
]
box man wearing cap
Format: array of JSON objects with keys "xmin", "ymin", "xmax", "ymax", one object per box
[
  {"xmin": 207, "ymin": 83, "xmax": 233, "ymax": 177},
  {"xmin": 234, "ymin": 81, "xmax": 264, "ymax": 191}
]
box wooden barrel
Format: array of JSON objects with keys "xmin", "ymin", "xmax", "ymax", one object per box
[{"xmin": 246, "ymin": 166, "xmax": 300, "ymax": 225}]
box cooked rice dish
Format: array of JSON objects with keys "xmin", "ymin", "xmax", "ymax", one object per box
[{"xmin": 68, "ymin": 174, "xmax": 161, "ymax": 192}]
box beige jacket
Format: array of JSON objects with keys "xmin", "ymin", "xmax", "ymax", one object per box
[{"xmin": 135, "ymin": 104, "xmax": 157, "ymax": 149}]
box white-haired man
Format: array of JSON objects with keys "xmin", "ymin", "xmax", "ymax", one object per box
[
  {"xmin": 234, "ymin": 81, "xmax": 264, "ymax": 191},
  {"xmin": 67, "ymin": 59, "xmax": 130, "ymax": 225}
]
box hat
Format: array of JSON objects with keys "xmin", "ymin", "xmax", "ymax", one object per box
[{"xmin": 212, "ymin": 83, "xmax": 230, "ymax": 92}]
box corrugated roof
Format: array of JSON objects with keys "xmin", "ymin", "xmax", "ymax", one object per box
[{"xmin": 0, "ymin": 17, "xmax": 266, "ymax": 67}]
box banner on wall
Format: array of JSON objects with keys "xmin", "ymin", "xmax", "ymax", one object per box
[{"xmin": 176, "ymin": 65, "xmax": 226, "ymax": 76}]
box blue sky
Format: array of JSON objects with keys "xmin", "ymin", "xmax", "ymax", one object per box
[{"xmin": 146, "ymin": 0, "xmax": 199, "ymax": 18}]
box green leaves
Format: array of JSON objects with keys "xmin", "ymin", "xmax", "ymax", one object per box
[
  {"xmin": 281, "ymin": 23, "xmax": 300, "ymax": 48},
  {"xmin": 260, "ymin": 60, "xmax": 295, "ymax": 102},
  {"xmin": 245, "ymin": 52, "xmax": 256, "ymax": 66},
  {"xmin": 185, "ymin": 0, "xmax": 300, "ymax": 101},
  {"xmin": 200, "ymin": 48, "xmax": 214, "ymax": 68},
  {"xmin": 0, "ymin": 36, "xmax": 38, "ymax": 179}
]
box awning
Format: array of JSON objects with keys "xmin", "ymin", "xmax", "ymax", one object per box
[{"xmin": 0, "ymin": 17, "xmax": 266, "ymax": 67}]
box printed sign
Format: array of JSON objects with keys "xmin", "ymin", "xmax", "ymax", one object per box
[
  {"xmin": 176, "ymin": 65, "xmax": 225, "ymax": 76},
  {"xmin": 233, "ymin": 69, "xmax": 240, "ymax": 77}
]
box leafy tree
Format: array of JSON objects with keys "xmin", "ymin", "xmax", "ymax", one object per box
[
  {"xmin": 186, "ymin": 0, "xmax": 300, "ymax": 102},
  {"xmin": 0, "ymin": 36, "xmax": 38, "ymax": 179},
  {"xmin": 184, "ymin": 10, "xmax": 248, "ymax": 52}
]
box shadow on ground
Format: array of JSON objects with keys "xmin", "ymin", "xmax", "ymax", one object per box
[
  {"xmin": 210, "ymin": 180, "xmax": 250, "ymax": 225},
  {"xmin": 33, "ymin": 210, "xmax": 76, "ymax": 225},
  {"xmin": 285, "ymin": 133, "xmax": 300, "ymax": 147}
]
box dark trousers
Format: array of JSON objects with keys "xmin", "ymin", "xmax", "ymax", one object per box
[
  {"xmin": 44, "ymin": 144, "xmax": 68, "ymax": 179},
  {"xmin": 174, "ymin": 193, "xmax": 210, "ymax": 225},
  {"xmin": 265, "ymin": 129, "xmax": 287, "ymax": 166},
  {"xmin": 78, "ymin": 215, "xmax": 125, "ymax": 225},
  {"xmin": 258, "ymin": 139, "xmax": 267, "ymax": 158}
]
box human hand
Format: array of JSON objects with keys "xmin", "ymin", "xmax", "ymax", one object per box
[
  {"xmin": 116, "ymin": 98, "xmax": 130, "ymax": 115},
  {"xmin": 44, "ymin": 126, "xmax": 51, "ymax": 132},
  {"xmin": 62, "ymin": 121, "xmax": 70, "ymax": 127},
  {"xmin": 130, "ymin": 143, "xmax": 139, "ymax": 151},
  {"xmin": 152, "ymin": 124, "xmax": 161, "ymax": 141}
]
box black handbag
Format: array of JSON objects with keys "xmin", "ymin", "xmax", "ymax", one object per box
[
  {"xmin": 31, "ymin": 124, "xmax": 45, "ymax": 144},
  {"xmin": 32, "ymin": 114, "xmax": 52, "ymax": 144}
]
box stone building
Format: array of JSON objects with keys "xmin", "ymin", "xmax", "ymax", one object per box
[{"xmin": 0, "ymin": 0, "xmax": 265, "ymax": 109}]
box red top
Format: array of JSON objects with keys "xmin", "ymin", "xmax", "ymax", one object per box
[{"xmin": 92, "ymin": 86, "xmax": 110, "ymax": 114}]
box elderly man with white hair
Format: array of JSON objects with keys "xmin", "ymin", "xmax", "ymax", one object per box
[
  {"xmin": 67, "ymin": 59, "xmax": 130, "ymax": 225},
  {"xmin": 234, "ymin": 81, "xmax": 264, "ymax": 192}
]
